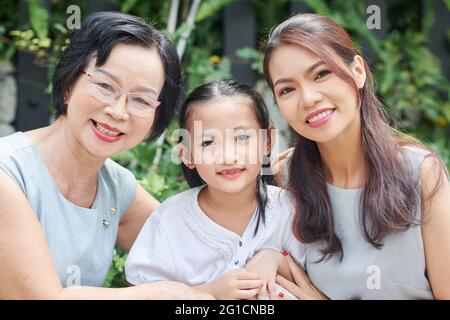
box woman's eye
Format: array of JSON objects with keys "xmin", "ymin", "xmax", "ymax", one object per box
[
  {"xmin": 201, "ymin": 140, "xmax": 213, "ymax": 147},
  {"xmin": 96, "ymin": 82, "xmax": 114, "ymax": 92},
  {"xmin": 315, "ymin": 70, "xmax": 331, "ymax": 80},
  {"xmin": 279, "ymin": 87, "xmax": 294, "ymax": 96}
]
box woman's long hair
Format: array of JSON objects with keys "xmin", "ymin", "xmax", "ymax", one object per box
[
  {"xmin": 178, "ymin": 80, "xmax": 274, "ymax": 235},
  {"xmin": 263, "ymin": 14, "xmax": 447, "ymax": 261}
]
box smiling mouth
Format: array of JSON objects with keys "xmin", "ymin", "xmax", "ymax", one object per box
[
  {"xmin": 218, "ymin": 168, "xmax": 245, "ymax": 175},
  {"xmin": 306, "ymin": 108, "xmax": 336, "ymax": 124},
  {"xmin": 91, "ymin": 120, "xmax": 124, "ymax": 137}
]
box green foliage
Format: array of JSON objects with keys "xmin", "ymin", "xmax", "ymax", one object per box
[
  {"xmin": 28, "ymin": 0, "xmax": 49, "ymax": 39},
  {"xmin": 0, "ymin": 0, "xmax": 20, "ymax": 62},
  {"xmin": 236, "ymin": 47, "xmax": 264, "ymax": 75},
  {"xmin": 103, "ymin": 249, "xmax": 128, "ymax": 288},
  {"xmin": 186, "ymin": 49, "xmax": 232, "ymax": 91},
  {"xmin": 197, "ymin": 0, "xmax": 233, "ymax": 22}
]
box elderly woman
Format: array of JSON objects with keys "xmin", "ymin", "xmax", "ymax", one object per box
[{"xmin": 0, "ymin": 12, "xmax": 210, "ymax": 299}]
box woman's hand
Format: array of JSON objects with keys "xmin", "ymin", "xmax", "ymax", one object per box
[
  {"xmin": 245, "ymin": 249, "xmax": 284, "ymax": 300},
  {"xmin": 276, "ymin": 254, "xmax": 328, "ymax": 300},
  {"xmin": 197, "ymin": 269, "xmax": 262, "ymax": 300},
  {"xmin": 271, "ymin": 148, "xmax": 294, "ymax": 186}
]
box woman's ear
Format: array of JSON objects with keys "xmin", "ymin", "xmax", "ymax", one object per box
[
  {"xmin": 351, "ymin": 55, "xmax": 366, "ymax": 89},
  {"xmin": 177, "ymin": 143, "xmax": 196, "ymax": 169}
]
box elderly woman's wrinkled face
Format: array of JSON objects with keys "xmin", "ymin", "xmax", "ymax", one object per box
[{"xmin": 64, "ymin": 43, "xmax": 165, "ymax": 158}]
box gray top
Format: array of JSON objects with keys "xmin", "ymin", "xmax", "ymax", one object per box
[
  {"xmin": 283, "ymin": 146, "xmax": 434, "ymax": 300},
  {"xmin": 0, "ymin": 132, "xmax": 137, "ymax": 287}
]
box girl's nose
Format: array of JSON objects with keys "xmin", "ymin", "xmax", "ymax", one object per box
[{"xmin": 218, "ymin": 142, "xmax": 238, "ymax": 164}]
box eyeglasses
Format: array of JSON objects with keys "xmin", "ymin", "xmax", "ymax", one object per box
[{"xmin": 81, "ymin": 70, "xmax": 161, "ymax": 118}]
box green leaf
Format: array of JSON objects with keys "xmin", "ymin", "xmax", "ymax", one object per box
[
  {"xmin": 196, "ymin": 0, "xmax": 233, "ymax": 22},
  {"xmin": 121, "ymin": 0, "xmax": 139, "ymax": 13},
  {"xmin": 28, "ymin": 0, "xmax": 49, "ymax": 39}
]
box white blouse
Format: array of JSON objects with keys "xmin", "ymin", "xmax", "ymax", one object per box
[{"xmin": 126, "ymin": 185, "xmax": 306, "ymax": 286}]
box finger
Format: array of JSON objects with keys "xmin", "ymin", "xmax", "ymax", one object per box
[
  {"xmin": 282, "ymin": 291, "xmax": 299, "ymax": 300},
  {"xmin": 273, "ymin": 147, "xmax": 294, "ymax": 162},
  {"xmin": 236, "ymin": 279, "xmax": 263, "ymax": 290},
  {"xmin": 276, "ymin": 275, "xmax": 304, "ymax": 300},
  {"xmin": 236, "ymin": 269, "xmax": 260, "ymax": 280},
  {"xmin": 257, "ymin": 284, "xmax": 267, "ymax": 300},
  {"xmin": 268, "ymin": 280, "xmax": 277, "ymax": 300},
  {"xmin": 270, "ymin": 148, "xmax": 294, "ymax": 172},
  {"xmin": 285, "ymin": 254, "xmax": 309, "ymax": 287},
  {"xmin": 236, "ymin": 288, "xmax": 260, "ymax": 300}
]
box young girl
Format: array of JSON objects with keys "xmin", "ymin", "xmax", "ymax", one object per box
[
  {"xmin": 125, "ymin": 80, "xmax": 304, "ymax": 299},
  {"xmin": 263, "ymin": 13, "xmax": 450, "ymax": 300}
]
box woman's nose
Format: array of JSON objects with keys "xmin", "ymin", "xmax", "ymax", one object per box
[
  {"xmin": 298, "ymin": 85, "xmax": 323, "ymax": 109},
  {"xmin": 104, "ymin": 94, "xmax": 130, "ymax": 121}
]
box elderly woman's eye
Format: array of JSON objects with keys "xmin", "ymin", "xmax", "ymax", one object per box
[
  {"xmin": 96, "ymin": 82, "xmax": 114, "ymax": 92},
  {"xmin": 132, "ymin": 97, "xmax": 150, "ymax": 106}
]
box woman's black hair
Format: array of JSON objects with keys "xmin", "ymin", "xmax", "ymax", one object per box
[
  {"xmin": 52, "ymin": 11, "xmax": 182, "ymax": 141},
  {"xmin": 178, "ymin": 80, "xmax": 273, "ymax": 235}
]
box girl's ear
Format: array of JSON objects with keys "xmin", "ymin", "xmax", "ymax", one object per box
[
  {"xmin": 177, "ymin": 143, "xmax": 196, "ymax": 169},
  {"xmin": 351, "ymin": 55, "xmax": 366, "ymax": 89},
  {"xmin": 64, "ymin": 89, "xmax": 71, "ymax": 104}
]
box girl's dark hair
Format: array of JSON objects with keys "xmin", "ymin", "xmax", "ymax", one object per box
[
  {"xmin": 263, "ymin": 13, "xmax": 448, "ymax": 261},
  {"xmin": 52, "ymin": 11, "xmax": 182, "ymax": 141},
  {"xmin": 179, "ymin": 80, "xmax": 273, "ymax": 235}
]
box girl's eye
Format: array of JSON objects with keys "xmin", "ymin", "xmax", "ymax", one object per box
[
  {"xmin": 201, "ymin": 140, "xmax": 213, "ymax": 147},
  {"xmin": 236, "ymin": 134, "xmax": 250, "ymax": 142},
  {"xmin": 279, "ymin": 87, "xmax": 295, "ymax": 96},
  {"xmin": 315, "ymin": 70, "xmax": 331, "ymax": 80},
  {"xmin": 96, "ymin": 82, "xmax": 115, "ymax": 92}
]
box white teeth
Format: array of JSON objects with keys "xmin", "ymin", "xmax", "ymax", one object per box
[
  {"xmin": 221, "ymin": 169, "xmax": 242, "ymax": 174},
  {"xmin": 95, "ymin": 122, "xmax": 120, "ymax": 137},
  {"xmin": 308, "ymin": 110, "xmax": 334, "ymax": 123}
]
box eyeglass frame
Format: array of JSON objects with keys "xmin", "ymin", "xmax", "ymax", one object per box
[{"xmin": 81, "ymin": 70, "xmax": 161, "ymax": 116}]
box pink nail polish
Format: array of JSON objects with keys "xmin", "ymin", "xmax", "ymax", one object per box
[
  {"xmin": 278, "ymin": 292, "xmax": 285, "ymax": 298},
  {"xmin": 281, "ymin": 250, "xmax": 288, "ymax": 256}
]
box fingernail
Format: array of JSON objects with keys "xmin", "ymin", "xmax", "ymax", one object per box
[
  {"xmin": 281, "ymin": 250, "xmax": 289, "ymax": 256},
  {"xmin": 278, "ymin": 292, "xmax": 284, "ymax": 298}
]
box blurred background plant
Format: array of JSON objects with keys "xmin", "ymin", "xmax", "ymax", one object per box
[{"xmin": 1, "ymin": 0, "xmax": 448, "ymax": 288}]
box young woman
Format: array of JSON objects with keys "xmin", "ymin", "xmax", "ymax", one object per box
[
  {"xmin": 263, "ymin": 13, "xmax": 450, "ymax": 299},
  {"xmin": 0, "ymin": 12, "xmax": 210, "ymax": 299},
  {"xmin": 125, "ymin": 80, "xmax": 304, "ymax": 300}
]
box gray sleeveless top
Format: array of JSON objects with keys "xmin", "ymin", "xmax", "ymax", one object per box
[
  {"xmin": 0, "ymin": 132, "xmax": 137, "ymax": 287},
  {"xmin": 283, "ymin": 146, "xmax": 434, "ymax": 300}
]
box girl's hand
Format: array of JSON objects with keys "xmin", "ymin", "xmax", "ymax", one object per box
[
  {"xmin": 276, "ymin": 254, "xmax": 328, "ymax": 300},
  {"xmin": 245, "ymin": 249, "xmax": 284, "ymax": 300},
  {"xmin": 271, "ymin": 148, "xmax": 294, "ymax": 186},
  {"xmin": 201, "ymin": 269, "xmax": 262, "ymax": 300}
]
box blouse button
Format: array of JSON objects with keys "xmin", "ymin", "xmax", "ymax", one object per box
[
  {"xmin": 238, "ymin": 241, "xmax": 243, "ymax": 247},
  {"xmin": 110, "ymin": 207, "xmax": 117, "ymax": 215},
  {"xmin": 234, "ymin": 260, "xmax": 239, "ymax": 265},
  {"xmin": 102, "ymin": 219, "xmax": 111, "ymax": 227}
]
